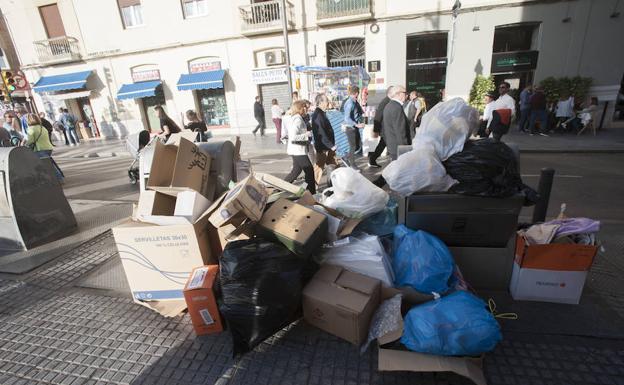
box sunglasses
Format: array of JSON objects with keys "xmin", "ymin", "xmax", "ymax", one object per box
[{"xmin": 499, "ymin": 85, "xmax": 508, "ymax": 89}]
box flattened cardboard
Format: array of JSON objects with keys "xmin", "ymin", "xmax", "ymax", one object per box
[
  {"xmin": 258, "ymin": 198, "xmax": 328, "ymax": 257},
  {"xmin": 303, "ymin": 265, "xmax": 381, "ymax": 345},
  {"xmin": 147, "ymin": 137, "xmax": 212, "ymax": 198},
  {"xmin": 257, "ymin": 173, "xmax": 306, "ymax": 197},
  {"xmin": 208, "ymin": 174, "xmax": 267, "ymax": 228},
  {"xmin": 183, "ymin": 266, "xmax": 224, "ymax": 336}
]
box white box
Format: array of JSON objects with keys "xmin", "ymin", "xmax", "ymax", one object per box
[{"xmin": 510, "ymin": 263, "xmax": 589, "ymax": 304}]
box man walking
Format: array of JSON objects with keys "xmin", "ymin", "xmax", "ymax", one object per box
[
  {"xmin": 368, "ymin": 88, "xmax": 391, "ymax": 168},
  {"xmin": 518, "ymin": 84, "xmax": 532, "ymax": 132},
  {"xmin": 252, "ymin": 96, "xmax": 266, "ymax": 136},
  {"xmin": 311, "ymin": 94, "xmax": 337, "ymax": 184},
  {"xmin": 382, "ymin": 85, "xmax": 411, "ymax": 161},
  {"xmin": 16, "ymin": 107, "xmax": 29, "ymax": 135},
  {"xmin": 342, "ymin": 86, "xmax": 364, "ymax": 168},
  {"xmin": 494, "ymin": 81, "xmax": 516, "ymax": 118},
  {"xmin": 60, "ymin": 108, "xmax": 80, "ymax": 145},
  {"xmin": 529, "ymin": 86, "xmax": 549, "ymax": 136}
]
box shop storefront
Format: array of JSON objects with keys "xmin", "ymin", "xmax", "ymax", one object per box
[
  {"xmin": 177, "ymin": 62, "xmax": 229, "ymax": 128},
  {"xmin": 252, "ymin": 67, "xmax": 290, "ymax": 127},
  {"xmin": 405, "ymin": 33, "xmax": 448, "ymax": 107},
  {"xmin": 117, "ymin": 67, "xmax": 165, "ymax": 132},
  {"xmin": 490, "ymin": 23, "xmax": 540, "ymax": 93}
]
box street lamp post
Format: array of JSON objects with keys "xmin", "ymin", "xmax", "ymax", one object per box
[{"xmin": 280, "ymin": 0, "xmax": 293, "ymax": 96}]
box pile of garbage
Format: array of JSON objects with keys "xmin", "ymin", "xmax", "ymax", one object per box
[{"xmin": 111, "ymin": 101, "xmax": 600, "ymax": 384}]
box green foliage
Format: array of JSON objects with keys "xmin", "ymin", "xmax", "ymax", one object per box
[
  {"xmin": 538, "ymin": 76, "xmax": 592, "ymax": 105},
  {"xmin": 468, "ymin": 75, "xmax": 495, "ymax": 113}
]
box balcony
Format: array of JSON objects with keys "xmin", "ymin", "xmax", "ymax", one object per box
[
  {"xmin": 239, "ymin": 1, "xmax": 295, "ymax": 36},
  {"xmin": 33, "ymin": 36, "xmax": 82, "ymax": 64},
  {"xmin": 316, "ymin": 0, "xmax": 372, "ymax": 25}
]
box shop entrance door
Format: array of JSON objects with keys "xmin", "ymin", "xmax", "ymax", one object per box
[
  {"xmin": 77, "ymin": 97, "xmax": 99, "ymax": 137},
  {"xmin": 142, "ymin": 95, "xmax": 165, "ymax": 132},
  {"xmin": 259, "ymin": 82, "xmax": 290, "ymax": 128},
  {"xmin": 196, "ymin": 88, "xmax": 229, "ymax": 128}
]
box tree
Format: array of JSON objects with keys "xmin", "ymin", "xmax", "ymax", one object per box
[
  {"xmin": 539, "ymin": 76, "xmax": 592, "ymax": 105},
  {"xmin": 468, "ymin": 75, "xmax": 495, "ymax": 113}
]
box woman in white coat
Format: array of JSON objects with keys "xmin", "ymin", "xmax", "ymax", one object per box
[{"xmin": 283, "ymin": 100, "xmax": 316, "ymax": 194}]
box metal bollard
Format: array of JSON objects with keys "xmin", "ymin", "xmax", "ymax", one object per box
[{"xmin": 532, "ymin": 168, "xmax": 555, "ymax": 223}]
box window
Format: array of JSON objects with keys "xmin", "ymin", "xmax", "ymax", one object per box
[
  {"xmin": 326, "ymin": 38, "xmax": 365, "ymax": 68},
  {"xmin": 406, "ymin": 33, "xmax": 447, "ymax": 61},
  {"xmin": 118, "ymin": 0, "xmax": 144, "ymax": 28},
  {"xmin": 182, "ymin": 0, "xmax": 209, "ymax": 18},
  {"xmin": 493, "ymin": 24, "xmax": 539, "ymax": 53}
]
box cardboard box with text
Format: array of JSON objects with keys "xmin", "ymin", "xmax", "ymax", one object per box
[{"xmin": 183, "ymin": 265, "xmax": 224, "ymax": 336}]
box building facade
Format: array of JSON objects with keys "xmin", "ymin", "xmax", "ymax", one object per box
[{"xmin": 0, "ymin": 0, "xmax": 622, "ymax": 138}]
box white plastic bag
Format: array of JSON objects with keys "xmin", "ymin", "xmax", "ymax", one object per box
[
  {"xmin": 322, "ymin": 167, "xmax": 389, "ymax": 218},
  {"xmin": 382, "ymin": 138, "xmax": 457, "ymax": 196},
  {"xmin": 415, "ymin": 97, "xmax": 479, "ymax": 160},
  {"xmin": 317, "ymin": 234, "xmax": 395, "ymax": 286}
]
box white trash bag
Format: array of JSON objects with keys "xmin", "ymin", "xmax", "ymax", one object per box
[
  {"xmin": 382, "ymin": 138, "xmax": 457, "ymax": 196},
  {"xmin": 322, "ymin": 167, "xmax": 389, "ymax": 218},
  {"xmin": 415, "ymin": 97, "xmax": 479, "ymax": 160}
]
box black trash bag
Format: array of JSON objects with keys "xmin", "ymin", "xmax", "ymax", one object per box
[
  {"xmin": 444, "ymin": 139, "xmax": 539, "ymax": 205},
  {"xmin": 219, "ymin": 238, "xmax": 309, "ymax": 356}
]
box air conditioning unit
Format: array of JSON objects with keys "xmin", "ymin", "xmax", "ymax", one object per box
[{"xmin": 265, "ymin": 50, "xmax": 285, "ymax": 66}]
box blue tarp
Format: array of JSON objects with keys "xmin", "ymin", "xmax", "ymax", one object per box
[
  {"xmin": 177, "ymin": 70, "xmax": 225, "ymax": 91},
  {"xmin": 32, "ymin": 70, "xmax": 92, "ymax": 93},
  {"xmin": 116, "ymin": 81, "xmax": 162, "ymax": 100},
  {"xmin": 326, "ymin": 109, "xmax": 350, "ymax": 158}
]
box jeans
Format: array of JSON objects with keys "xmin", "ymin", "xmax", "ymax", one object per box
[
  {"xmin": 284, "ymin": 155, "xmax": 316, "ymax": 194},
  {"xmin": 368, "ymin": 136, "xmax": 386, "ymax": 164},
  {"xmin": 253, "ymin": 118, "xmax": 266, "ymax": 135},
  {"xmin": 67, "ymin": 127, "xmax": 80, "ymax": 144},
  {"xmin": 344, "ymin": 126, "xmax": 358, "ymax": 169},
  {"xmin": 35, "ymin": 150, "xmax": 64, "ymax": 180},
  {"xmin": 529, "ymin": 109, "xmax": 548, "ymax": 134},
  {"xmin": 518, "ymin": 108, "xmax": 531, "ymax": 132},
  {"xmin": 273, "ymin": 118, "xmax": 282, "ymax": 143}
]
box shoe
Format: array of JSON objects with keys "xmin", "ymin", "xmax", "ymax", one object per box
[
  {"xmin": 252, "ymin": 132, "xmax": 257, "ymax": 137},
  {"xmin": 367, "ymin": 161, "xmax": 381, "ymax": 168},
  {"xmin": 539, "ymin": 133, "xmax": 549, "ymax": 137}
]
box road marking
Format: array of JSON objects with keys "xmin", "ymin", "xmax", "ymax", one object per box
[{"xmin": 521, "ymin": 174, "xmax": 583, "ymax": 178}]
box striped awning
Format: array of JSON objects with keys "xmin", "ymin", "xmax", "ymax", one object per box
[
  {"xmin": 116, "ymin": 81, "xmax": 162, "ymax": 100},
  {"xmin": 33, "ymin": 70, "xmax": 93, "ymax": 93},
  {"xmin": 176, "ymin": 70, "xmax": 224, "ymax": 91}
]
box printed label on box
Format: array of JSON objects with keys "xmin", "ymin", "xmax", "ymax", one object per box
[
  {"xmin": 199, "ymin": 308, "xmax": 215, "ymax": 325},
  {"xmin": 188, "ymin": 267, "xmax": 208, "ymax": 290}
]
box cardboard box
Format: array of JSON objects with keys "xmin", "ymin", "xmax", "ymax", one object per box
[
  {"xmin": 208, "ymin": 174, "xmax": 268, "ymax": 228},
  {"xmin": 112, "ymin": 212, "xmax": 217, "ymax": 316},
  {"xmin": 376, "ymin": 290, "xmax": 487, "ymax": 385},
  {"xmin": 174, "ymin": 191, "xmax": 212, "ymax": 222},
  {"xmin": 137, "ymin": 190, "xmax": 177, "ymax": 217},
  {"xmin": 302, "ymin": 265, "xmax": 381, "ymax": 345},
  {"xmin": 297, "ymin": 191, "xmax": 361, "ymax": 240},
  {"xmin": 147, "ymin": 137, "xmax": 212, "ymax": 198},
  {"xmin": 183, "ymin": 266, "xmax": 224, "ymax": 336},
  {"xmin": 258, "ymin": 198, "xmax": 328, "ymax": 257},
  {"xmin": 510, "ymin": 235, "xmax": 598, "ymax": 304},
  {"xmin": 137, "ymin": 190, "xmax": 211, "ymax": 223}
]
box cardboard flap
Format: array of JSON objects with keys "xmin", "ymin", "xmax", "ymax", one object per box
[
  {"xmin": 314, "ymin": 265, "xmax": 343, "ymax": 283},
  {"xmin": 257, "ymin": 173, "xmax": 305, "ymax": 196},
  {"xmin": 336, "ymin": 269, "xmax": 380, "ymax": 296},
  {"xmin": 171, "ymin": 138, "xmax": 211, "ymax": 193},
  {"xmin": 135, "ymin": 299, "xmax": 188, "ymax": 317},
  {"xmin": 137, "ymin": 215, "xmax": 192, "ymax": 226},
  {"xmin": 378, "ymin": 349, "xmax": 486, "ymax": 385},
  {"xmin": 147, "ymin": 141, "xmax": 178, "ymax": 187},
  {"xmin": 338, "ymin": 218, "xmax": 362, "ymax": 238},
  {"xmin": 167, "ymin": 131, "xmax": 199, "ymax": 145}
]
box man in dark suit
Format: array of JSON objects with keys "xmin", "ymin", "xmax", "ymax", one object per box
[
  {"xmin": 252, "ymin": 96, "xmax": 265, "ymax": 136},
  {"xmin": 368, "ymin": 87, "xmax": 391, "ymax": 168},
  {"xmin": 382, "ymin": 85, "xmax": 411, "ymax": 161}
]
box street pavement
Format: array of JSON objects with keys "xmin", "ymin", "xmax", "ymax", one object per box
[{"xmin": 0, "ymin": 135, "xmax": 623, "ymax": 385}]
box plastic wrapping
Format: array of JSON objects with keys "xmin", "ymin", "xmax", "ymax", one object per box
[
  {"xmin": 382, "ymin": 138, "xmax": 457, "ymax": 196},
  {"xmin": 219, "ymin": 239, "xmax": 309, "ymax": 355},
  {"xmin": 361, "ymin": 294, "xmax": 402, "ymax": 353},
  {"xmin": 400, "ymin": 291, "xmax": 502, "ymax": 356},
  {"xmin": 414, "ymin": 98, "xmax": 479, "ymax": 160},
  {"xmin": 354, "ymin": 198, "xmax": 398, "ymax": 236},
  {"xmin": 318, "ymin": 234, "xmax": 394, "ymax": 286},
  {"xmin": 444, "ymin": 138, "xmax": 538, "ymax": 204},
  {"xmin": 392, "ymin": 225, "xmax": 455, "ymax": 294},
  {"xmin": 322, "ymin": 167, "xmax": 389, "ymax": 218}
]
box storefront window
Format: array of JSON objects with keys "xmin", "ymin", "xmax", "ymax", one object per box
[
  {"xmin": 493, "ymin": 24, "xmax": 539, "ymax": 53},
  {"xmin": 406, "ymin": 33, "xmax": 448, "ymax": 107},
  {"xmin": 142, "ymin": 93, "xmax": 165, "ymax": 132},
  {"xmin": 197, "ymin": 88, "xmax": 229, "ymax": 127}
]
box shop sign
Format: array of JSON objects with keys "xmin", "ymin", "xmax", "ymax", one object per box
[
  {"xmin": 368, "ymin": 60, "xmax": 381, "ymax": 73},
  {"xmin": 406, "ymin": 58, "xmax": 447, "ymax": 69},
  {"xmin": 132, "ymin": 69, "xmax": 161, "ymax": 83},
  {"xmin": 190, "ymin": 61, "xmax": 222, "ymax": 73},
  {"xmin": 251, "ymin": 67, "xmax": 288, "ymax": 85},
  {"xmin": 491, "ymin": 51, "xmax": 539, "ymax": 73}
]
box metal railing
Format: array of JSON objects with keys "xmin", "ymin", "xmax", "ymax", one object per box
[
  {"xmin": 239, "ymin": 1, "xmax": 294, "ymax": 32},
  {"xmin": 316, "ymin": 0, "xmax": 371, "ymax": 20},
  {"xmin": 33, "ymin": 36, "xmax": 82, "ymax": 64}
]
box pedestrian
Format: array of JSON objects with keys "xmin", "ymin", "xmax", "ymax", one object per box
[
  {"xmin": 477, "ymin": 91, "xmax": 496, "ymax": 138},
  {"xmin": 60, "ymin": 108, "xmax": 80, "ymax": 145},
  {"xmin": 403, "ymin": 90, "xmax": 422, "ymax": 138},
  {"xmin": 283, "ymin": 100, "xmax": 315, "ymax": 194},
  {"xmin": 1, "ymin": 113, "xmax": 13, "ymax": 146},
  {"xmin": 494, "ymin": 82, "xmax": 516, "ymax": 118},
  {"xmin": 23, "ymin": 113, "xmax": 63, "ymax": 181},
  {"xmin": 518, "ymin": 84, "xmax": 532, "ymax": 132},
  {"xmin": 368, "ymin": 88, "xmax": 392, "ymax": 168},
  {"xmin": 271, "ymin": 99, "xmax": 285, "ymax": 143},
  {"xmin": 342, "ymin": 86, "xmax": 364, "ymax": 168},
  {"xmin": 38, "ymin": 112, "xmax": 55, "ymax": 144},
  {"xmin": 154, "ymin": 105, "xmax": 181, "ymax": 141},
  {"xmin": 16, "ymin": 107, "xmax": 29, "ymax": 135},
  {"xmin": 381, "ymin": 85, "xmax": 411, "ymax": 161},
  {"xmin": 529, "ymin": 85, "xmax": 549, "ymax": 136},
  {"xmin": 3, "ymin": 111, "xmax": 24, "ymax": 146},
  {"xmin": 555, "ymin": 92, "xmax": 574, "ymax": 132},
  {"xmin": 252, "ymin": 96, "xmax": 266, "ymax": 137},
  {"xmin": 302, "ymin": 99, "xmax": 312, "ymax": 130},
  {"xmin": 292, "ymin": 91, "xmax": 300, "ymax": 102},
  {"xmin": 184, "ymin": 109, "xmax": 208, "ymax": 141},
  {"xmin": 311, "ymin": 94, "xmax": 337, "ymax": 184}
]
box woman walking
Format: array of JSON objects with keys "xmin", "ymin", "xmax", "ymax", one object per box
[
  {"xmin": 23, "ymin": 113, "xmax": 64, "ymax": 181},
  {"xmin": 184, "ymin": 109, "xmax": 209, "ymax": 141},
  {"xmin": 271, "ymin": 99, "xmax": 284, "ymax": 143},
  {"xmin": 311, "ymin": 94, "xmax": 337, "ymax": 184},
  {"xmin": 154, "ymin": 105, "xmax": 181, "ymax": 140},
  {"xmin": 283, "ymin": 100, "xmax": 316, "ymax": 194}
]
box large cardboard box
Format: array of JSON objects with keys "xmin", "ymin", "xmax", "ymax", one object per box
[
  {"xmin": 183, "ymin": 266, "xmax": 224, "ymax": 336},
  {"xmin": 112, "ymin": 213, "xmax": 217, "ymax": 316},
  {"xmin": 510, "ymin": 235, "xmax": 598, "ymax": 304},
  {"xmin": 258, "ymin": 198, "xmax": 328, "ymax": 257},
  {"xmin": 208, "ymin": 174, "xmax": 268, "ymax": 228},
  {"xmin": 147, "ymin": 137, "xmax": 212, "ymax": 198},
  {"xmin": 302, "ymin": 265, "xmax": 381, "ymax": 345},
  {"xmin": 297, "ymin": 191, "xmax": 361, "ymax": 240},
  {"xmin": 137, "ymin": 190, "xmax": 211, "ymax": 223}
]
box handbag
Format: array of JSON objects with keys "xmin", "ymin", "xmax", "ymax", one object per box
[{"xmin": 28, "ymin": 127, "xmax": 43, "ymax": 151}]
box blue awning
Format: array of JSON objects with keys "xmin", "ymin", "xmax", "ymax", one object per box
[
  {"xmin": 177, "ymin": 70, "xmax": 224, "ymax": 91},
  {"xmin": 33, "ymin": 70, "xmax": 93, "ymax": 93},
  {"xmin": 116, "ymin": 81, "xmax": 162, "ymax": 100}
]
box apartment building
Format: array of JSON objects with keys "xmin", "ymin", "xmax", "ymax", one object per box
[{"xmin": 0, "ymin": 0, "xmax": 622, "ymax": 138}]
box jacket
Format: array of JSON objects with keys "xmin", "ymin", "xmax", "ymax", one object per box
[
  {"xmin": 254, "ymin": 101, "xmax": 265, "ymax": 119},
  {"xmin": 342, "ymin": 97, "xmax": 363, "ymax": 127},
  {"xmin": 311, "ymin": 107, "xmax": 335, "ymax": 152},
  {"xmin": 373, "ymin": 97, "xmax": 391, "ymax": 134},
  {"xmin": 284, "ymin": 114, "xmax": 310, "ymax": 156},
  {"xmin": 382, "ymin": 99, "xmax": 411, "ymax": 157},
  {"xmin": 26, "ymin": 124, "xmax": 54, "ymax": 152}
]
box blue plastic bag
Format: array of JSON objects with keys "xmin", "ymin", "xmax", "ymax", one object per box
[
  {"xmin": 354, "ymin": 198, "xmax": 398, "ymax": 236},
  {"xmin": 401, "ymin": 291, "xmax": 502, "ymax": 356},
  {"xmin": 392, "ymin": 225, "xmax": 454, "ymax": 294}
]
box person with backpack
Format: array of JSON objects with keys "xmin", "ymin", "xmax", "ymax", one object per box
[
  {"xmin": 342, "ymin": 86, "xmax": 364, "ymax": 168},
  {"xmin": 60, "ymin": 108, "xmax": 80, "ymax": 145}
]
